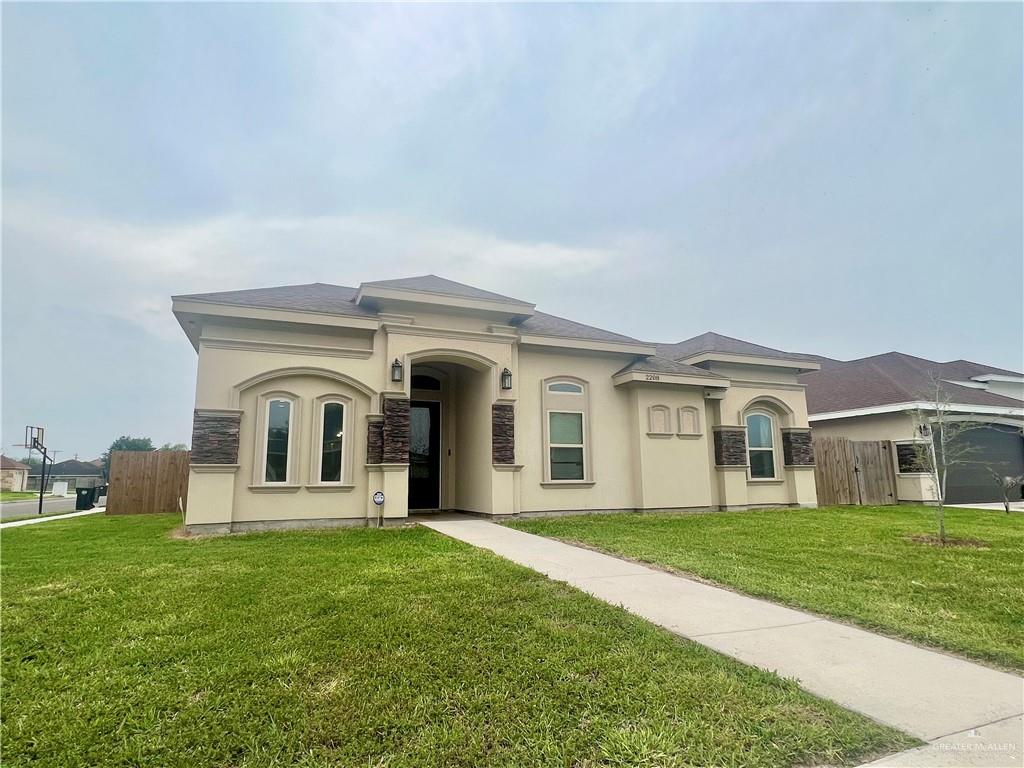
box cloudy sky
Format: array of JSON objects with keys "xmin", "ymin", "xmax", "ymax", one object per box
[{"xmin": 2, "ymin": 3, "xmax": 1021, "ymax": 461}]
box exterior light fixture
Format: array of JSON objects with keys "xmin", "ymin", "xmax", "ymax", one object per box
[
  {"xmin": 390, "ymin": 358, "xmax": 404, "ymax": 383},
  {"xmin": 500, "ymin": 367, "xmax": 513, "ymax": 390}
]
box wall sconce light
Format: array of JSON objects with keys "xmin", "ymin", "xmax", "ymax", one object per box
[
  {"xmin": 390, "ymin": 358, "xmax": 404, "ymax": 383},
  {"xmin": 500, "ymin": 367, "xmax": 513, "ymax": 390}
]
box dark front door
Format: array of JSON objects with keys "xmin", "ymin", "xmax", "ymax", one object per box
[{"xmin": 409, "ymin": 401, "xmax": 441, "ymax": 509}]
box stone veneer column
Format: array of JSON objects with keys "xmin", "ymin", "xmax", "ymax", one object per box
[
  {"xmin": 190, "ymin": 410, "xmax": 241, "ymax": 464},
  {"xmin": 186, "ymin": 409, "xmax": 241, "ymax": 533},
  {"xmin": 491, "ymin": 402, "xmax": 515, "ymax": 464},
  {"xmin": 782, "ymin": 427, "xmax": 818, "ymax": 507},
  {"xmin": 381, "ymin": 396, "xmax": 410, "ymax": 464},
  {"xmin": 365, "ymin": 415, "xmax": 384, "ymax": 465},
  {"xmin": 781, "ymin": 428, "xmax": 815, "ymax": 467},
  {"xmin": 712, "ymin": 424, "xmax": 749, "ymax": 510}
]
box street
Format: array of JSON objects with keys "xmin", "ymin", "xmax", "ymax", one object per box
[{"xmin": 1, "ymin": 496, "xmax": 78, "ymax": 520}]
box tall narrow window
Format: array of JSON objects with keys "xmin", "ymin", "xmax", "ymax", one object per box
[
  {"xmin": 746, "ymin": 412, "xmax": 775, "ymax": 479},
  {"xmin": 264, "ymin": 399, "xmax": 292, "ymax": 483},
  {"xmin": 549, "ymin": 412, "xmax": 585, "ymax": 480},
  {"xmin": 320, "ymin": 402, "xmax": 345, "ymax": 482}
]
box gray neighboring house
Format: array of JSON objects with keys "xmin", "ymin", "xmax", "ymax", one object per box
[
  {"xmin": 28, "ymin": 458, "xmax": 104, "ymax": 491},
  {"xmin": 800, "ymin": 352, "xmax": 1024, "ymax": 504}
]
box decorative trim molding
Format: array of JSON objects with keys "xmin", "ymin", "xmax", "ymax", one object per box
[
  {"xmin": 231, "ymin": 366, "xmax": 376, "ymax": 406},
  {"xmin": 200, "ymin": 336, "xmax": 373, "ymax": 359},
  {"xmin": 194, "ymin": 408, "xmax": 245, "ymax": 417},
  {"xmin": 382, "ymin": 322, "xmax": 517, "ymax": 344},
  {"xmin": 540, "ymin": 480, "xmax": 596, "ymax": 488},
  {"xmin": 365, "ymin": 463, "xmax": 409, "ymax": 473},
  {"xmin": 492, "ymin": 463, "xmax": 524, "ymax": 472},
  {"xmin": 190, "ymin": 464, "xmax": 240, "ymax": 474},
  {"xmin": 247, "ymin": 484, "xmax": 302, "ymax": 493}
]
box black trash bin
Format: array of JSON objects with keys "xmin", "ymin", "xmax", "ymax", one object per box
[
  {"xmin": 76, "ymin": 486, "xmax": 97, "ymax": 511},
  {"xmin": 95, "ymin": 484, "xmax": 109, "ymax": 502}
]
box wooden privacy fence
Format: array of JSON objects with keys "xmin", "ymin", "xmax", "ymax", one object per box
[
  {"xmin": 106, "ymin": 450, "xmax": 190, "ymax": 515},
  {"xmin": 814, "ymin": 437, "xmax": 898, "ymax": 506}
]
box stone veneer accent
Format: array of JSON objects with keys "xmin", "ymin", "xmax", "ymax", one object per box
[
  {"xmin": 713, "ymin": 427, "xmax": 748, "ymax": 467},
  {"xmin": 382, "ymin": 397, "xmax": 410, "ymax": 464},
  {"xmin": 781, "ymin": 428, "xmax": 815, "ymax": 466},
  {"xmin": 366, "ymin": 415, "xmax": 384, "ymax": 465},
  {"xmin": 191, "ymin": 411, "xmax": 241, "ymax": 464},
  {"xmin": 491, "ymin": 403, "xmax": 515, "ymax": 464}
]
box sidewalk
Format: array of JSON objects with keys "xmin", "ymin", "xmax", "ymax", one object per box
[
  {"xmin": 419, "ymin": 515, "xmax": 1023, "ymax": 768},
  {"xmin": 0, "ymin": 508, "xmax": 102, "ymax": 529}
]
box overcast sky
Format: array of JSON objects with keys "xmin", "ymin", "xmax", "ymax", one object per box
[{"xmin": 2, "ymin": 3, "xmax": 1022, "ymax": 461}]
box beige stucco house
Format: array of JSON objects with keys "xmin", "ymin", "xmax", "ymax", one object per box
[{"xmin": 173, "ymin": 276, "xmax": 820, "ymax": 533}]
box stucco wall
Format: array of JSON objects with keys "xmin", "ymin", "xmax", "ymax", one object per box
[
  {"xmin": 810, "ymin": 412, "xmax": 917, "ymax": 441},
  {"xmin": 184, "ymin": 312, "xmax": 820, "ymax": 526}
]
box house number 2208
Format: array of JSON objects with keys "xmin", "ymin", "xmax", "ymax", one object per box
[{"xmin": 644, "ymin": 374, "xmax": 661, "ymax": 381}]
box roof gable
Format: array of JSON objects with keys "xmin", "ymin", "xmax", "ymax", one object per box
[
  {"xmin": 657, "ymin": 331, "xmax": 818, "ymax": 367},
  {"xmin": 1, "ymin": 455, "xmax": 30, "ymax": 470},
  {"xmin": 359, "ymin": 275, "xmax": 529, "ymax": 306}
]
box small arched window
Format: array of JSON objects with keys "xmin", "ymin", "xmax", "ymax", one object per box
[
  {"xmin": 547, "ymin": 381, "xmax": 583, "ymax": 394},
  {"xmin": 745, "ymin": 411, "xmax": 776, "ymax": 479},
  {"xmin": 678, "ymin": 406, "xmax": 701, "ymax": 436},
  {"xmin": 648, "ymin": 405, "xmax": 671, "ymax": 435}
]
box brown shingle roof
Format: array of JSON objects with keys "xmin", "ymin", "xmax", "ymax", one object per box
[
  {"xmin": 176, "ymin": 277, "xmax": 640, "ymax": 346},
  {"xmin": 28, "ymin": 459, "xmax": 104, "ymax": 477},
  {"xmin": 614, "ymin": 356, "xmax": 724, "ymax": 377},
  {"xmin": 174, "ymin": 283, "xmax": 376, "ymax": 317},
  {"xmin": 800, "ymin": 352, "xmax": 1023, "ymax": 415},
  {"xmin": 657, "ymin": 332, "xmax": 817, "ymax": 363},
  {"xmin": 361, "ymin": 275, "xmax": 530, "ymax": 306},
  {"xmin": 1, "ymin": 455, "xmax": 30, "ymax": 470},
  {"xmin": 518, "ymin": 311, "xmax": 645, "ymax": 345}
]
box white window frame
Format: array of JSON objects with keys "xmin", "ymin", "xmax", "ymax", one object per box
[
  {"xmin": 546, "ymin": 409, "xmax": 587, "ymax": 482},
  {"xmin": 260, "ymin": 395, "xmax": 296, "ymax": 485},
  {"xmin": 547, "ymin": 381, "xmax": 584, "ymax": 394},
  {"xmin": 312, "ymin": 397, "xmax": 349, "ymax": 486},
  {"xmin": 745, "ymin": 410, "xmax": 777, "ymax": 481}
]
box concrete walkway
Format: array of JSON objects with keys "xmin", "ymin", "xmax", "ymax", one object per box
[
  {"xmin": 0, "ymin": 508, "xmax": 102, "ymax": 529},
  {"xmin": 419, "ymin": 515, "xmax": 1023, "ymax": 767}
]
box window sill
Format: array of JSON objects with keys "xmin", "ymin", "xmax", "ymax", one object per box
[
  {"xmin": 747, "ymin": 478, "xmax": 785, "ymax": 485},
  {"xmin": 646, "ymin": 432, "xmax": 673, "ymax": 439},
  {"xmin": 676, "ymin": 433, "xmax": 702, "ymax": 439},
  {"xmin": 305, "ymin": 484, "xmax": 356, "ymax": 493},
  {"xmin": 541, "ymin": 481, "xmax": 596, "ymax": 488},
  {"xmin": 248, "ymin": 484, "xmax": 302, "ymax": 493}
]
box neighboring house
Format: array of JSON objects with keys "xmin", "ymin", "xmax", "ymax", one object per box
[
  {"xmin": 1, "ymin": 456, "xmax": 30, "ymax": 491},
  {"xmin": 800, "ymin": 352, "xmax": 1024, "ymax": 504},
  {"xmin": 173, "ymin": 275, "xmax": 820, "ymax": 533},
  {"xmin": 28, "ymin": 458, "xmax": 104, "ymax": 491}
]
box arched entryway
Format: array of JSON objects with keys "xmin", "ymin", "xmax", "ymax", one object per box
[{"xmin": 407, "ymin": 355, "xmax": 495, "ymax": 513}]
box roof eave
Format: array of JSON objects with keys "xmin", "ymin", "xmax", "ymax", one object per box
[
  {"xmin": 809, "ymin": 402, "xmax": 1024, "ymax": 422},
  {"xmin": 612, "ymin": 370, "xmax": 731, "ymax": 388},
  {"xmin": 355, "ymin": 284, "xmax": 535, "ymax": 318},
  {"xmin": 519, "ymin": 334, "xmax": 655, "ymax": 357},
  {"xmin": 680, "ymin": 351, "xmax": 820, "ymax": 372}
]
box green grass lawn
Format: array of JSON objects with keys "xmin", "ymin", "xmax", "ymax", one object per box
[
  {"xmin": 510, "ymin": 506, "xmax": 1024, "ymax": 671},
  {"xmin": 0, "ymin": 491, "xmax": 41, "ymax": 502},
  {"xmin": 0, "ymin": 515, "xmax": 913, "ymax": 768}
]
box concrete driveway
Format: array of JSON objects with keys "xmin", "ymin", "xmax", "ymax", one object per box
[{"xmin": 949, "ymin": 501, "xmax": 1024, "ymax": 512}]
